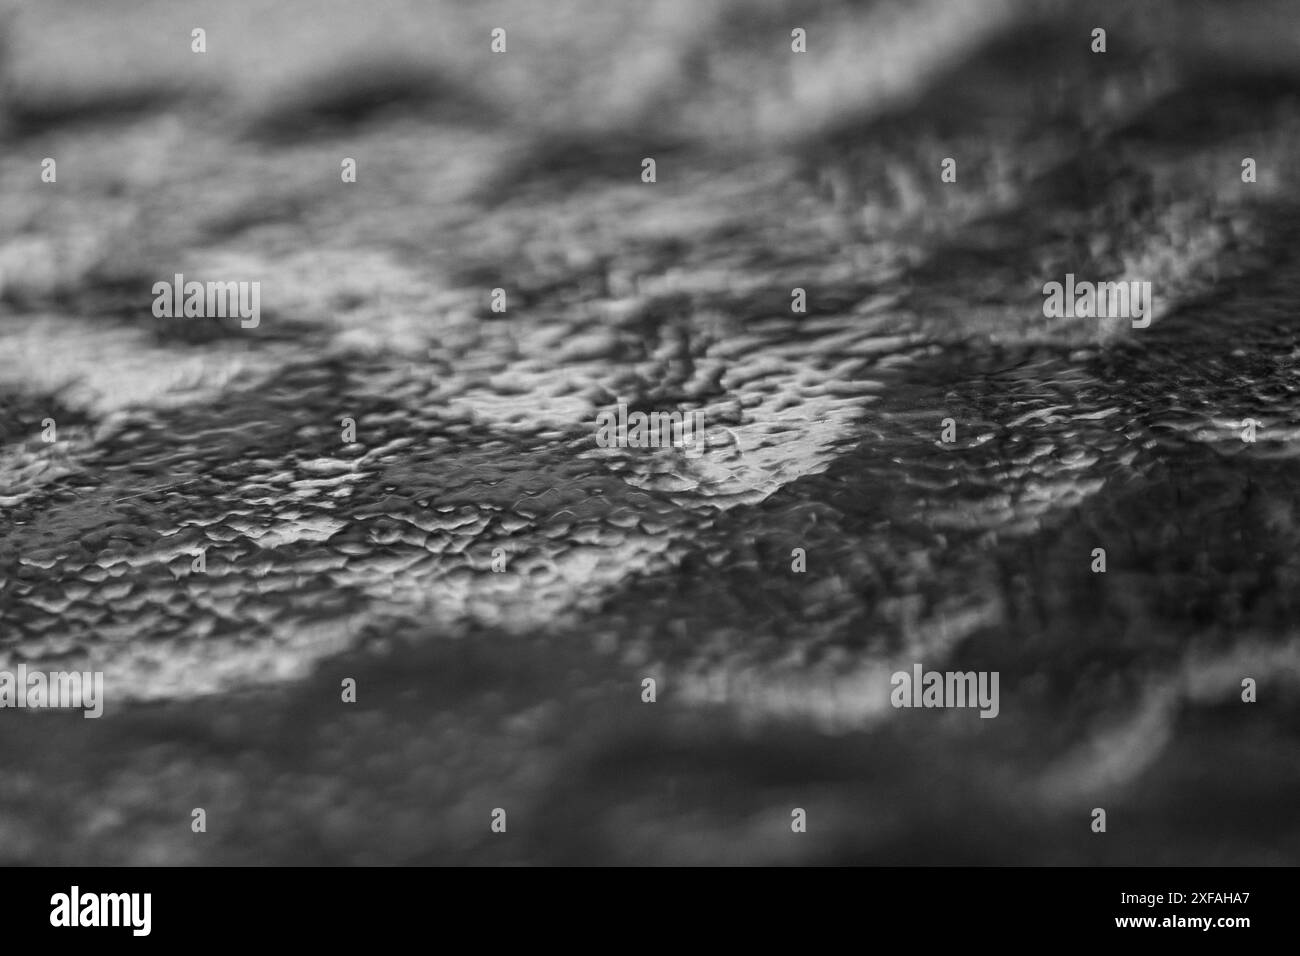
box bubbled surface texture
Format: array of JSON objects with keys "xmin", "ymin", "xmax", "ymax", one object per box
[{"xmin": 1, "ymin": 0, "xmax": 1299, "ymax": 864}]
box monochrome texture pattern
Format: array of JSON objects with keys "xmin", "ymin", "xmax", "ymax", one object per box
[{"xmin": 1, "ymin": 0, "xmax": 1298, "ymax": 864}]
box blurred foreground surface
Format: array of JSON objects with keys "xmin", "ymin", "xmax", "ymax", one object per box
[{"xmin": 1, "ymin": 0, "xmax": 1300, "ymax": 863}]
